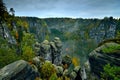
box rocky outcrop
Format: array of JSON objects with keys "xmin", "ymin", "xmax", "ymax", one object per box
[
  {"xmin": 0, "ymin": 23, "xmax": 16, "ymax": 44},
  {"xmin": 0, "ymin": 53, "xmax": 83, "ymax": 80},
  {"xmin": 50, "ymin": 37, "xmax": 62, "ymax": 65},
  {"xmin": 40, "ymin": 40, "xmax": 51, "ymax": 61},
  {"xmin": 89, "ymin": 42, "xmax": 120, "ymax": 77},
  {"xmin": 35, "ymin": 37, "xmax": 62, "ymax": 65},
  {"xmin": 0, "ymin": 60, "xmax": 39, "ymax": 80},
  {"xmin": 89, "ymin": 23, "xmax": 116, "ymax": 43}
]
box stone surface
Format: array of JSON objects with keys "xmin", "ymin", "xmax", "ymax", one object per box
[
  {"xmin": 40, "ymin": 40, "xmax": 51, "ymax": 61},
  {"xmin": 37, "ymin": 37, "xmax": 63, "ymax": 65},
  {"xmin": 54, "ymin": 65, "xmax": 63, "ymax": 77},
  {"xmin": 34, "ymin": 42, "xmax": 40, "ymax": 56},
  {"xmin": 89, "ymin": 42, "xmax": 120, "ymax": 77},
  {"xmin": 51, "ymin": 37, "xmax": 62, "ymax": 65},
  {"xmin": 62, "ymin": 55, "xmax": 72, "ymax": 68},
  {"xmin": 70, "ymin": 66, "xmax": 82, "ymax": 80},
  {"xmin": 32, "ymin": 56, "xmax": 44, "ymax": 70},
  {"xmin": 0, "ymin": 60, "xmax": 39, "ymax": 80}
]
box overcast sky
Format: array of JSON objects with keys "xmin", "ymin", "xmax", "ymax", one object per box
[{"xmin": 3, "ymin": 0, "xmax": 120, "ymax": 18}]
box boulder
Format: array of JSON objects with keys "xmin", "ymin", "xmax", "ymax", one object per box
[
  {"xmin": 70, "ymin": 66, "xmax": 82, "ymax": 80},
  {"xmin": 70, "ymin": 71, "xmax": 77, "ymax": 79},
  {"xmin": 62, "ymin": 55, "xmax": 72, "ymax": 68},
  {"xmin": 32, "ymin": 56, "xmax": 45, "ymax": 70},
  {"xmin": 63, "ymin": 69, "xmax": 69, "ymax": 77},
  {"xmin": 89, "ymin": 42, "xmax": 120, "ymax": 77},
  {"xmin": 0, "ymin": 60, "xmax": 39, "ymax": 80},
  {"xmin": 54, "ymin": 65, "xmax": 63, "ymax": 77}
]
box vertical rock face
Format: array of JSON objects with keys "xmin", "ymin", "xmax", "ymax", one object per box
[
  {"xmin": 19, "ymin": 17, "xmax": 118, "ymax": 44},
  {"xmin": 0, "ymin": 23, "xmax": 16, "ymax": 44},
  {"xmin": 89, "ymin": 23, "xmax": 116, "ymax": 43},
  {"xmin": 40, "ymin": 40, "xmax": 52, "ymax": 61},
  {"xmin": 89, "ymin": 42, "xmax": 120, "ymax": 77},
  {"xmin": 0, "ymin": 60, "xmax": 39, "ymax": 80},
  {"xmin": 35, "ymin": 37, "xmax": 63, "ymax": 65},
  {"xmin": 51, "ymin": 37, "xmax": 62, "ymax": 65},
  {"xmin": 34, "ymin": 42, "xmax": 41, "ymax": 56}
]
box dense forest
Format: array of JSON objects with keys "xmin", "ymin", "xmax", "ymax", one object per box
[
  {"xmin": 17, "ymin": 16, "xmax": 120, "ymax": 64},
  {"xmin": 0, "ymin": 0, "xmax": 120, "ymax": 80}
]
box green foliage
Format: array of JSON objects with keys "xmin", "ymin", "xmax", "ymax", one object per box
[
  {"xmin": 64, "ymin": 32, "xmax": 71, "ymax": 40},
  {"xmin": 0, "ymin": 37, "xmax": 20, "ymax": 68},
  {"xmin": 22, "ymin": 32, "xmax": 35, "ymax": 46},
  {"xmin": 0, "ymin": 0, "xmax": 9, "ymax": 21},
  {"xmin": 17, "ymin": 26, "xmax": 23, "ymax": 43},
  {"xmin": 101, "ymin": 64, "xmax": 120, "ymax": 80},
  {"xmin": 40, "ymin": 20, "xmax": 50, "ymax": 41},
  {"xmin": 102, "ymin": 44, "xmax": 120, "ymax": 53},
  {"xmin": 63, "ymin": 31, "xmax": 80, "ymax": 40},
  {"xmin": 21, "ymin": 32, "xmax": 35, "ymax": 61},
  {"xmin": 116, "ymin": 19, "xmax": 120, "ymax": 32},
  {"xmin": 50, "ymin": 29, "xmax": 63, "ymax": 40},
  {"xmin": 0, "ymin": 47, "xmax": 19, "ymax": 68},
  {"xmin": 45, "ymin": 34, "xmax": 50, "ymax": 40},
  {"xmin": 0, "ymin": 25, "xmax": 35, "ymax": 68},
  {"xmin": 41, "ymin": 61, "xmax": 56, "ymax": 79},
  {"xmin": 0, "ymin": 2, "xmax": 35, "ymax": 68},
  {"xmin": 116, "ymin": 31, "xmax": 120, "ymax": 39},
  {"xmin": 13, "ymin": 18, "xmax": 29, "ymax": 33},
  {"xmin": 21, "ymin": 45, "xmax": 35, "ymax": 61},
  {"xmin": 49, "ymin": 73, "xmax": 58, "ymax": 80}
]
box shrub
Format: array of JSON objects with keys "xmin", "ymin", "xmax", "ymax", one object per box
[
  {"xmin": 0, "ymin": 37, "xmax": 20, "ymax": 68},
  {"xmin": 49, "ymin": 73, "xmax": 58, "ymax": 80},
  {"xmin": 21, "ymin": 45, "xmax": 35, "ymax": 61},
  {"xmin": 102, "ymin": 45, "xmax": 120, "ymax": 53},
  {"xmin": 41, "ymin": 61, "xmax": 56, "ymax": 79},
  {"xmin": 0, "ymin": 47, "xmax": 20, "ymax": 68},
  {"xmin": 20, "ymin": 32, "xmax": 35, "ymax": 61},
  {"xmin": 101, "ymin": 64, "xmax": 120, "ymax": 80}
]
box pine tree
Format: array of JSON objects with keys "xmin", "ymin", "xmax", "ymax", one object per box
[
  {"xmin": 0, "ymin": 0, "xmax": 8, "ymax": 21},
  {"xmin": 9, "ymin": 8, "xmax": 15, "ymax": 16}
]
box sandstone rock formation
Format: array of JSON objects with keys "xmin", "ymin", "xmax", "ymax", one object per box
[
  {"xmin": 35, "ymin": 37, "xmax": 63, "ymax": 65},
  {"xmin": 0, "ymin": 60, "xmax": 39, "ymax": 80},
  {"xmin": 89, "ymin": 42, "xmax": 120, "ymax": 77}
]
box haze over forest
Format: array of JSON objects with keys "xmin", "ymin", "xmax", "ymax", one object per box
[{"xmin": 0, "ymin": 0, "xmax": 120, "ymax": 80}]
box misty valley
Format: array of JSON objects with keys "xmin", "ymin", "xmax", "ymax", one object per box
[{"xmin": 0, "ymin": 0, "xmax": 120, "ymax": 80}]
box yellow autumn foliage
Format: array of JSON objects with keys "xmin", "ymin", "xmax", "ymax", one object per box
[
  {"xmin": 64, "ymin": 76, "xmax": 70, "ymax": 80},
  {"xmin": 35, "ymin": 77, "xmax": 41, "ymax": 80},
  {"xmin": 72, "ymin": 57, "xmax": 80, "ymax": 67},
  {"xmin": 15, "ymin": 31, "xmax": 19, "ymax": 40},
  {"xmin": 41, "ymin": 61, "xmax": 56, "ymax": 79}
]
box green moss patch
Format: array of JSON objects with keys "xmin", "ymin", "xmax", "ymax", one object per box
[{"xmin": 102, "ymin": 45, "xmax": 120, "ymax": 54}]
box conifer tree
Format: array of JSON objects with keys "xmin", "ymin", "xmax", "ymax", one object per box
[{"xmin": 0, "ymin": 0, "xmax": 8, "ymax": 21}]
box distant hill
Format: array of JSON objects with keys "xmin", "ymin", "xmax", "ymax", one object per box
[{"xmin": 16, "ymin": 17, "xmax": 120, "ymax": 63}]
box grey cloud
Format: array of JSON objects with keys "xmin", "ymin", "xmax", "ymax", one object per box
[{"xmin": 3, "ymin": 0, "xmax": 120, "ymax": 18}]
